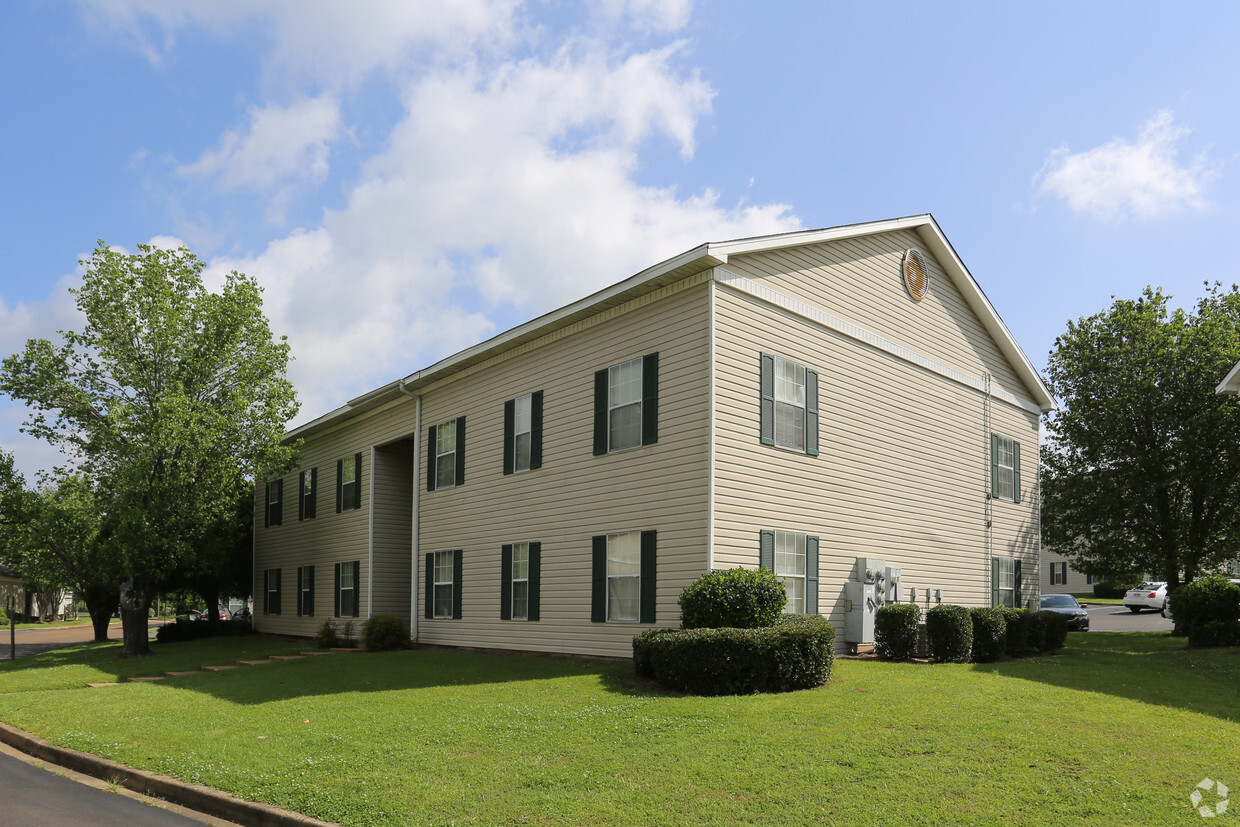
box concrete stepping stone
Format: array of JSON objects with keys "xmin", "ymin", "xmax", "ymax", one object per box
[
  {"xmin": 86, "ymin": 682, "xmax": 118, "ymax": 688},
  {"xmin": 329, "ymin": 647, "xmax": 363, "ymax": 654},
  {"xmin": 269, "ymin": 655, "xmax": 305, "ymax": 661},
  {"xmin": 200, "ymin": 664, "xmax": 238, "ymax": 672},
  {"xmin": 236, "ymin": 659, "xmax": 273, "ymax": 667},
  {"xmin": 125, "ymin": 675, "xmax": 166, "ymax": 682},
  {"xmin": 164, "ymin": 671, "xmax": 200, "ymax": 677},
  {"xmin": 300, "ymin": 651, "xmax": 332, "ymax": 656}
]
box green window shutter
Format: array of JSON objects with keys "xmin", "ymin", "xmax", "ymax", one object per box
[
  {"xmin": 641, "ymin": 353, "xmax": 659, "ymax": 446},
  {"xmin": 805, "ymin": 535, "xmax": 819, "ymax": 614},
  {"xmin": 307, "ymin": 566, "xmax": 315, "ymax": 616},
  {"xmin": 500, "ymin": 544, "xmax": 513, "ymax": 620},
  {"xmin": 640, "ymin": 530, "xmax": 657, "ymax": 624},
  {"xmin": 591, "ymin": 535, "xmax": 607, "ymax": 622},
  {"xmin": 353, "ymin": 453, "xmax": 362, "ymax": 510},
  {"xmin": 353, "ymin": 560, "xmax": 361, "ymax": 617},
  {"xmin": 424, "ymin": 554, "xmax": 434, "ymax": 620},
  {"xmin": 274, "ymin": 479, "xmax": 283, "ymax": 525},
  {"xmin": 426, "ymin": 425, "xmax": 437, "ymax": 491},
  {"xmin": 503, "ymin": 400, "xmax": 515, "ymax": 476},
  {"xmin": 990, "ymin": 434, "xmax": 1000, "ymax": 499},
  {"xmin": 298, "ymin": 472, "xmax": 306, "ymax": 521},
  {"xmin": 528, "ymin": 542, "xmax": 541, "ymax": 622},
  {"xmin": 308, "ymin": 468, "xmax": 317, "ymax": 519},
  {"xmin": 264, "ymin": 483, "xmax": 271, "ymax": 528},
  {"xmin": 334, "ymin": 456, "xmax": 344, "ymax": 513},
  {"xmin": 452, "ymin": 549, "xmax": 463, "ymax": 619},
  {"xmin": 297, "ymin": 567, "xmax": 303, "ymax": 616},
  {"xmin": 593, "ymin": 369, "xmax": 608, "ymax": 455},
  {"xmin": 759, "ymin": 530, "xmax": 775, "ymax": 570},
  {"xmin": 1013, "ymin": 441, "xmax": 1022, "ymax": 503},
  {"xmin": 530, "ymin": 390, "xmax": 544, "ymax": 470},
  {"xmin": 334, "ymin": 562, "xmax": 341, "ymax": 617},
  {"xmin": 805, "ymin": 369, "xmax": 820, "ymax": 457},
  {"xmin": 760, "ymin": 353, "xmax": 775, "ymax": 445},
  {"xmin": 991, "ymin": 558, "xmax": 1000, "ymax": 608},
  {"xmin": 1014, "ymin": 558, "xmax": 1023, "ymax": 609},
  {"xmin": 455, "ymin": 418, "xmax": 466, "ymax": 486}
]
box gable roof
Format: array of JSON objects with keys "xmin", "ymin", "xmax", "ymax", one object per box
[
  {"xmin": 1218, "ymin": 360, "xmax": 1240, "ymax": 395},
  {"xmin": 289, "ymin": 214, "xmax": 1054, "ymax": 441}
]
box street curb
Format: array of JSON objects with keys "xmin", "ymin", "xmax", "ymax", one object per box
[{"xmin": 0, "ymin": 722, "xmax": 337, "ymax": 827}]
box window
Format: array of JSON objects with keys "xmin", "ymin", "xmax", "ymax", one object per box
[
  {"xmin": 298, "ymin": 468, "xmax": 317, "ymax": 521},
  {"xmin": 337, "ymin": 453, "xmax": 362, "ymax": 512},
  {"xmin": 759, "ymin": 530, "xmax": 820, "ymax": 613},
  {"xmin": 424, "ymin": 549, "xmax": 462, "ymax": 619},
  {"xmin": 427, "ymin": 418, "xmax": 465, "ymax": 491},
  {"xmin": 593, "ymin": 354, "xmax": 658, "ymax": 455},
  {"xmin": 591, "ymin": 531, "xmax": 656, "ymax": 623},
  {"xmin": 1086, "ymin": 573, "xmax": 1100, "ymax": 585},
  {"xmin": 990, "ymin": 434, "xmax": 1021, "ymax": 503},
  {"xmin": 335, "ymin": 560, "xmax": 360, "ymax": 617},
  {"xmin": 297, "ymin": 565, "xmax": 315, "ymax": 616},
  {"xmin": 1050, "ymin": 561, "xmax": 1067, "ymax": 586},
  {"xmin": 760, "ymin": 353, "xmax": 819, "ymax": 455},
  {"xmin": 992, "ymin": 557, "xmax": 1022, "ymax": 608},
  {"xmin": 504, "ymin": 392, "xmax": 543, "ymax": 475},
  {"xmin": 263, "ymin": 568, "xmax": 281, "ymax": 615},
  {"xmin": 264, "ymin": 479, "xmax": 283, "ymax": 527},
  {"xmin": 501, "ymin": 541, "xmax": 541, "ymax": 621}
]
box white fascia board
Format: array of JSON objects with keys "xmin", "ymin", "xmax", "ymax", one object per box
[
  {"xmin": 1217, "ymin": 360, "xmax": 1240, "ymax": 395},
  {"xmin": 707, "ymin": 214, "xmax": 1057, "ymax": 413}
]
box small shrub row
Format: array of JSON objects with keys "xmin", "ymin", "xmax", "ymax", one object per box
[
  {"xmin": 1091, "ymin": 581, "xmax": 1129, "ymax": 600},
  {"xmin": 635, "ymin": 615, "xmax": 835, "ymax": 695},
  {"xmin": 315, "ymin": 618, "xmax": 358, "ymax": 649},
  {"xmin": 1169, "ymin": 576, "xmax": 1240, "ymax": 648},
  {"xmin": 362, "ymin": 613, "xmax": 412, "ymax": 651},
  {"xmin": 678, "ymin": 567, "xmax": 786, "ymax": 630},
  {"xmin": 155, "ymin": 617, "xmax": 254, "ymax": 643},
  {"xmin": 874, "ymin": 603, "xmax": 921, "ymax": 660},
  {"xmin": 969, "ymin": 608, "xmax": 1007, "ymax": 663},
  {"xmin": 926, "ymin": 604, "xmax": 973, "ymax": 663}
]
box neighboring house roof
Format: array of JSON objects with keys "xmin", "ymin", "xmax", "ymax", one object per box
[
  {"xmin": 1217, "ymin": 360, "xmax": 1240, "ymax": 395},
  {"xmin": 288, "ymin": 214, "xmax": 1055, "ymax": 442}
]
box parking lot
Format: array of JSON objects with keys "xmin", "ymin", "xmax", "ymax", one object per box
[{"xmin": 1084, "ymin": 602, "xmax": 1174, "ymax": 632}]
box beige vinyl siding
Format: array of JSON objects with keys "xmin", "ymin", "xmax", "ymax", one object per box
[
  {"xmin": 417, "ymin": 281, "xmax": 713, "ymax": 658},
  {"xmin": 723, "ymin": 229, "xmax": 1033, "ymax": 405},
  {"xmin": 1041, "ymin": 549, "xmax": 1094, "ymax": 594},
  {"xmin": 712, "ymin": 277, "xmax": 1040, "ymax": 639},
  {"xmin": 253, "ymin": 396, "xmax": 419, "ymax": 637},
  {"xmin": 372, "ymin": 438, "xmax": 414, "ymax": 621}
]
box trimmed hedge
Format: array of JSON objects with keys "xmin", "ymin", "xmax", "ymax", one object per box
[
  {"xmin": 874, "ymin": 603, "xmax": 921, "ymax": 660},
  {"xmin": 1091, "ymin": 581, "xmax": 1128, "ymax": 599},
  {"xmin": 635, "ymin": 615, "xmax": 835, "ymax": 695},
  {"xmin": 969, "ymin": 607, "xmax": 1007, "ymax": 663},
  {"xmin": 925, "ymin": 604, "xmax": 972, "ymax": 663},
  {"xmin": 1034, "ymin": 610, "xmax": 1069, "ymax": 652},
  {"xmin": 996, "ymin": 607, "xmax": 1031, "ymax": 656},
  {"xmin": 1169, "ymin": 576, "xmax": 1240, "ymax": 648},
  {"xmin": 154, "ymin": 618, "xmax": 253, "ymax": 643},
  {"xmin": 362, "ymin": 612, "xmax": 411, "ymax": 651},
  {"xmin": 678, "ymin": 567, "xmax": 786, "ymax": 630}
]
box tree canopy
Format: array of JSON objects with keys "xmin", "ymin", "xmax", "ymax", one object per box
[
  {"xmin": 0, "ymin": 242, "xmax": 298, "ymax": 654},
  {"xmin": 1041, "ymin": 284, "xmax": 1240, "ymax": 588}
]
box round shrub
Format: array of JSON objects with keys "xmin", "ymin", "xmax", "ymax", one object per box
[
  {"xmin": 874, "ymin": 603, "xmax": 921, "ymax": 660},
  {"xmin": 1034, "ymin": 610, "xmax": 1069, "ymax": 653},
  {"xmin": 1091, "ymin": 581, "xmax": 1128, "ymax": 600},
  {"xmin": 678, "ymin": 567, "xmax": 786, "ymax": 630},
  {"xmin": 638, "ymin": 615, "xmax": 834, "ymax": 695},
  {"xmin": 997, "ymin": 607, "xmax": 1031, "ymax": 656},
  {"xmin": 1170, "ymin": 576, "xmax": 1240, "ymax": 648},
  {"xmin": 925, "ymin": 604, "xmax": 972, "ymax": 663},
  {"xmin": 969, "ymin": 607, "xmax": 1007, "ymax": 663},
  {"xmin": 362, "ymin": 612, "xmax": 411, "ymax": 651}
]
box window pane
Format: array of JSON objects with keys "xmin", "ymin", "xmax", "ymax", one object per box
[
  {"xmin": 434, "ymin": 584, "xmax": 452, "ymax": 618},
  {"xmin": 340, "ymin": 587, "xmax": 354, "ymax": 617},
  {"xmin": 435, "ymin": 552, "xmax": 454, "ymax": 583},
  {"xmin": 782, "ymin": 576, "xmax": 805, "ymax": 614},
  {"xmin": 512, "ymin": 580, "xmax": 528, "ymax": 621},
  {"xmin": 340, "ymin": 565, "xmax": 354, "ymax": 589},
  {"xmin": 775, "ymin": 357, "xmax": 806, "ymax": 405},
  {"xmin": 514, "ymin": 432, "xmax": 531, "ymax": 472},
  {"xmin": 608, "ymin": 576, "xmax": 639, "ymax": 621},
  {"xmin": 436, "ymin": 453, "xmax": 456, "ymax": 488},
  {"xmin": 609, "ymin": 403, "xmax": 641, "ymax": 451},
  {"xmin": 774, "ymin": 401, "xmax": 805, "ymax": 450},
  {"xmin": 511, "ymin": 543, "xmax": 529, "ymax": 579},
  {"xmin": 514, "ymin": 394, "xmax": 531, "ymax": 433},
  {"xmin": 609, "ymin": 358, "xmax": 643, "ymax": 407},
  {"xmin": 607, "ymin": 533, "xmax": 641, "ymax": 575},
  {"xmin": 437, "ymin": 421, "xmax": 456, "ymax": 454},
  {"xmin": 342, "ymin": 459, "xmax": 356, "ymax": 485}
]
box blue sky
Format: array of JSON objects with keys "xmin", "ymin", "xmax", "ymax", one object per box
[{"xmin": 2, "ymin": 0, "xmax": 1237, "ymax": 477}]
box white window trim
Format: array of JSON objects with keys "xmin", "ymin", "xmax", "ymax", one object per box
[
  {"xmin": 606, "ymin": 532, "xmax": 641, "ymax": 622},
  {"xmin": 607, "ymin": 357, "xmax": 643, "ymax": 453},
  {"xmin": 338, "ymin": 563, "xmax": 355, "ymax": 617},
  {"xmin": 436, "ymin": 420, "xmax": 458, "ymax": 489},
  {"xmin": 298, "ymin": 566, "xmax": 313, "ymax": 616},
  {"xmin": 513, "ymin": 395, "xmax": 532, "ymax": 474},
  {"xmin": 433, "ymin": 550, "xmax": 454, "ymax": 619},
  {"xmin": 773, "ymin": 356, "xmax": 807, "ymax": 452},
  {"xmin": 995, "ymin": 557, "xmax": 1016, "ymax": 608},
  {"xmin": 774, "ymin": 529, "xmax": 807, "ymax": 614},
  {"xmin": 994, "ymin": 435, "xmax": 1016, "ymax": 501},
  {"xmin": 511, "ymin": 541, "xmax": 529, "ymax": 621}
]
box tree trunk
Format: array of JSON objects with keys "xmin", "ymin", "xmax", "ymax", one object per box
[
  {"xmin": 82, "ymin": 583, "xmax": 115, "ymax": 643},
  {"xmin": 119, "ymin": 577, "xmax": 152, "ymax": 658}
]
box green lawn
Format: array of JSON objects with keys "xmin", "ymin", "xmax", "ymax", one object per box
[{"xmin": 0, "ymin": 633, "xmax": 1235, "ymax": 825}]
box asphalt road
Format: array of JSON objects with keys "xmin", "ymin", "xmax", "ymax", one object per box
[
  {"xmin": 1083, "ymin": 602, "xmax": 1174, "ymax": 632},
  {"xmin": 0, "ymin": 743, "xmax": 233, "ymax": 826},
  {"xmin": 0, "ymin": 620, "xmax": 166, "ymax": 661}
]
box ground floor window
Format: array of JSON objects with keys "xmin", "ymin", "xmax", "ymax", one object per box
[
  {"xmin": 425, "ymin": 550, "xmax": 462, "ymax": 620},
  {"xmin": 263, "ymin": 568, "xmax": 281, "ymax": 615},
  {"xmin": 591, "ymin": 531, "xmax": 656, "ymax": 623},
  {"xmin": 1050, "ymin": 561, "xmax": 1067, "ymax": 586},
  {"xmin": 992, "ymin": 557, "xmax": 1022, "ymax": 608},
  {"xmin": 335, "ymin": 560, "xmax": 359, "ymax": 617},
  {"xmin": 297, "ymin": 565, "xmax": 314, "ymax": 616}
]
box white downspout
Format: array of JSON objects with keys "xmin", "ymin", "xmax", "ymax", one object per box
[{"xmin": 399, "ymin": 379, "xmax": 421, "ymax": 642}]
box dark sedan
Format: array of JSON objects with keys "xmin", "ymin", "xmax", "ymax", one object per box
[{"xmin": 1039, "ymin": 593, "xmax": 1090, "ymax": 631}]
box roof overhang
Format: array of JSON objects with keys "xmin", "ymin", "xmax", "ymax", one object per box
[
  {"xmin": 285, "ymin": 213, "xmax": 1055, "ymax": 442},
  {"xmin": 1217, "ymin": 360, "xmax": 1240, "ymax": 395}
]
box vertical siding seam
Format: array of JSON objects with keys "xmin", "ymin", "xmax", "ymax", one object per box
[
  {"xmin": 713, "ymin": 269, "xmax": 1042, "ymax": 415},
  {"xmin": 707, "ymin": 277, "xmax": 717, "ymax": 573},
  {"xmin": 411, "ymin": 393, "xmax": 422, "ymax": 640},
  {"xmin": 367, "ymin": 446, "xmax": 375, "ymax": 619}
]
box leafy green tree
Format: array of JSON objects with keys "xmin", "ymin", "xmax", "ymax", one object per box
[
  {"xmin": 163, "ymin": 480, "xmax": 254, "ymax": 624},
  {"xmin": 1042, "ymin": 284, "xmax": 1240, "ymax": 589},
  {"xmin": 0, "ymin": 242, "xmax": 298, "ymax": 656}
]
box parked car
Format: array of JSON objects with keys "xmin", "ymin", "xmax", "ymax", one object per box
[
  {"xmin": 1123, "ymin": 582, "xmax": 1167, "ymax": 613},
  {"xmin": 1039, "ymin": 593, "xmax": 1090, "ymax": 631}
]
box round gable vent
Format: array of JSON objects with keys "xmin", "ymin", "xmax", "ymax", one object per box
[{"xmin": 902, "ymin": 248, "xmax": 929, "ymax": 301}]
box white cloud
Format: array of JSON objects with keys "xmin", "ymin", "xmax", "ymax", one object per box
[
  {"xmin": 178, "ymin": 97, "xmax": 341, "ymax": 193},
  {"xmin": 1034, "ymin": 110, "xmax": 1220, "ymax": 220}
]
